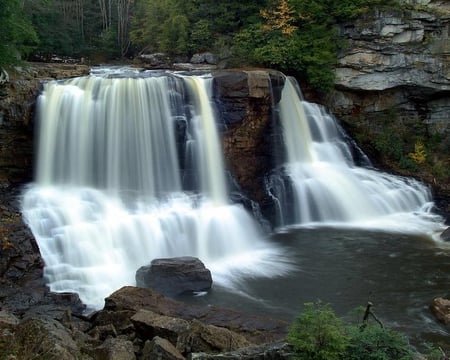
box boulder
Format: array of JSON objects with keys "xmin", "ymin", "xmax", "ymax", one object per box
[
  {"xmin": 135, "ymin": 257, "xmax": 212, "ymax": 297},
  {"xmin": 178, "ymin": 319, "xmax": 252, "ymax": 354},
  {"xmin": 430, "ymin": 297, "xmax": 450, "ymax": 325},
  {"xmin": 191, "ymin": 52, "xmax": 217, "ymax": 65},
  {"xmin": 132, "ymin": 311, "xmax": 251, "ymax": 355},
  {"xmin": 440, "ymin": 227, "xmax": 450, "ymax": 242},
  {"xmin": 138, "ymin": 53, "xmax": 172, "ymax": 68},
  {"xmin": 131, "ymin": 309, "xmax": 190, "ymax": 346},
  {"xmin": 142, "ymin": 336, "xmax": 185, "ymax": 360},
  {"xmin": 91, "ymin": 337, "xmax": 136, "ymax": 360},
  {"xmin": 11, "ymin": 317, "xmax": 81, "ymax": 360}
]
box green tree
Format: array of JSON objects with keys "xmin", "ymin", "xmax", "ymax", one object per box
[
  {"xmin": 0, "ymin": 0, "xmax": 38, "ymax": 66},
  {"xmin": 288, "ymin": 302, "xmax": 348, "ymax": 360},
  {"xmin": 130, "ymin": 0, "xmax": 175, "ymax": 54},
  {"xmin": 161, "ymin": 15, "xmax": 189, "ymax": 56}
]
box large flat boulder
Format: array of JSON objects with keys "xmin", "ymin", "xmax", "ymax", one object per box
[{"xmin": 136, "ymin": 257, "xmax": 212, "ymax": 297}]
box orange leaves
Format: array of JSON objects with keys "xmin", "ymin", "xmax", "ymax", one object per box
[{"xmin": 260, "ymin": 0, "xmax": 298, "ymax": 35}]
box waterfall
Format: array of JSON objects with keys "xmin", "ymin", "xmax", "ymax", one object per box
[
  {"xmin": 22, "ymin": 69, "xmax": 289, "ymax": 310},
  {"xmin": 269, "ymin": 77, "xmax": 443, "ymax": 235}
]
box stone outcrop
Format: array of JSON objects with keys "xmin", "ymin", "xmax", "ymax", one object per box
[
  {"xmin": 0, "ymin": 63, "xmax": 88, "ymax": 187},
  {"xmin": 216, "ymin": 69, "xmax": 285, "ymax": 206},
  {"xmin": 441, "ymin": 227, "xmax": 450, "ymax": 241},
  {"xmin": 328, "ymin": 2, "xmax": 450, "ymax": 205},
  {"xmin": 135, "ymin": 257, "xmax": 212, "ymax": 297}
]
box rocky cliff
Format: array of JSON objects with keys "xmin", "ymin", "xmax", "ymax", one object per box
[
  {"xmin": 0, "ymin": 63, "xmax": 89, "ymax": 187},
  {"xmin": 328, "ymin": 0, "xmax": 450, "ymax": 210}
]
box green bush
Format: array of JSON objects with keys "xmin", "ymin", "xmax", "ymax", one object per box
[
  {"xmin": 346, "ymin": 325, "xmax": 414, "ymax": 360},
  {"xmin": 287, "ymin": 302, "xmax": 348, "ymax": 360},
  {"xmin": 288, "ymin": 302, "xmax": 418, "ymax": 360}
]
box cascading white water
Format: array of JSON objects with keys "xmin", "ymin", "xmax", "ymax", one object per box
[
  {"xmin": 271, "ymin": 77, "xmax": 443, "ymax": 236},
  {"xmin": 22, "ymin": 70, "xmax": 290, "ymax": 310}
]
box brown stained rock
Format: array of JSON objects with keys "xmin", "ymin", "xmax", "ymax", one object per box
[
  {"xmin": 91, "ymin": 310, "xmax": 136, "ymax": 334},
  {"xmin": 91, "ymin": 337, "xmax": 136, "ymax": 360},
  {"xmin": 131, "ymin": 309, "xmax": 190, "ymax": 346},
  {"xmin": 104, "ymin": 286, "xmax": 288, "ymax": 345},
  {"xmin": 142, "ymin": 336, "xmax": 185, "ymax": 360},
  {"xmin": 430, "ymin": 297, "xmax": 450, "ymax": 325},
  {"xmin": 178, "ymin": 319, "xmax": 252, "ymax": 354}
]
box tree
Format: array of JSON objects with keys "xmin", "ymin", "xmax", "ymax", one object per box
[
  {"xmin": 117, "ymin": 0, "xmax": 132, "ymax": 57},
  {"xmin": 0, "ymin": 0, "xmax": 38, "ymax": 66},
  {"xmin": 288, "ymin": 302, "xmax": 348, "ymax": 360}
]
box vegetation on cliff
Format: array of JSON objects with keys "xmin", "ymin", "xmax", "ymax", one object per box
[{"xmin": 1, "ymin": 0, "xmax": 396, "ymax": 90}]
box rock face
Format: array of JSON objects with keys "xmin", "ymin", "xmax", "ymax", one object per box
[
  {"xmin": 216, "ymin": 70, "xmax": 285, "ymax": 207},
  {"xmin": 0, "ymin": 63, "xmax": 88, "ymax": 187},
  {"xmin": 135, "ymin": 257, "xmax": 212, "ymax": 297},
  {"xmin": 328, "ymin": 2, "xmax": 450, "ymax": 203},
  {"xmin": 441, "ymin": 227, "xmax": 450, "ymax": 241}
]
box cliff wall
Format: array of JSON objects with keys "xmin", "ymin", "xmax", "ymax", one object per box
[{"xmin": 327, "ymin": 0, "xmax": 449, "ymax": 208}]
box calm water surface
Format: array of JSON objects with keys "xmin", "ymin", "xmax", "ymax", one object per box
[{"xmin": 180, "ymin": 228, "xmax": 450, "ymax": 349}]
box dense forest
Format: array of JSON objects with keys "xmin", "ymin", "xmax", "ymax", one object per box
[{"xmin": 1, "ymin": 0, "xmax": 397, "ymax": 91}]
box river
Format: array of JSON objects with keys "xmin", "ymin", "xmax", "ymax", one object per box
[{"xmin": 180, "ymin": 227, "xmax": 450, "ymax": 350}]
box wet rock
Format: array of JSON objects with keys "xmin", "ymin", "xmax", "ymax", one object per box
[
  {"xmin": 131, "ymin": 309, "xmax": 190, "ymax": 346},
  {"xmin": 104, "ymin": 286, "xmax": 289, "ymax": 344},
  {"xmin": 142, "ymin": 336, "xmax": 185, "ymax": 360},
  {"xmin": 91, "ymin": 310, "xmax": 136, "ymax": 335},
  {"xmin": 136, "ymin": 257, "xmax": 212, "ymax": 297},
  {"xmin": 440, "ymin": 227, "xmax": 450, "ymax": 242},
  {"xmin": 430, "ymin": 297, "xmax": 450, "ymax": 325},
  {"xmin": 91, "ymin": 337, "xmax": 136, "ymax": 360},
  {"xmin": 178, "ymin": 319, "xmax": 252, "ymax": 354}
]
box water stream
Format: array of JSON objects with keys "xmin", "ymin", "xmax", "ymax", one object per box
[{"xmin": 269, "ymin": 78, "xmax": 444, "ymax": 239}]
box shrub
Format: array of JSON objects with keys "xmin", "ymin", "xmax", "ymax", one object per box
[
  {"xmin": 287, "ymin": 302, "xmax": 348, "ymax": 360},
  {"xmin": 408, "ymin": 140, "xmax": 427, "ymax": 164},
  {"xmin": 345, "ymin": 325, "xmax": 415, "ymax": 360},
  {"xmin": 288, "ymin": 302, "xmax": 418, "ymax": 360}
]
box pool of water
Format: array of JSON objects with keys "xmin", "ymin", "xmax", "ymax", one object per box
[{"xmin": 179, "ymin": 228, "xmax": 450, "ymax": 349}]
